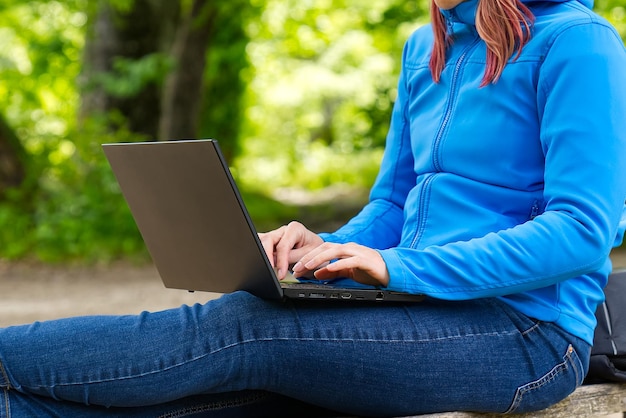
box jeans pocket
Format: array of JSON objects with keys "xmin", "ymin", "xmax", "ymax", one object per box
[{"xmin": 505, "ymin": 344, "xmax": 584, "ymax": 414}]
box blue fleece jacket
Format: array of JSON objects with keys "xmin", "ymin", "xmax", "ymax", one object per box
[{"xmin": 320, "ymin": 0, "xmax": 626, "ymax": 345}]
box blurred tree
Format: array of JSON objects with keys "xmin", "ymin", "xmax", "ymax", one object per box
[
  {"xmin": 159, "ymin": 0, "xmax": 213, "ymax": 142},
  {"xmin": 0, "ymin": 115, "xmax": 26, "ymax": 195},
  {"xmin": 80, "ymin": 0, "xmax": 180, "ymax": 139},
  {"xmin": 80, "ymin": 0, "xmax": 256, "ymax": 161},
  {"xmin": 159, "ymin": 0, "xmax": 256, "ymax": 160},
  {"xmin": 0, "ymin": 0, "xmax": 83, "ymax": 205},
  {"xmin": 197, "ymin": 0, "xmax": 255, "ymax": 161},
  {"xmin": 0, "ymin": 0, "xmax": 258, "ymax": 260}
]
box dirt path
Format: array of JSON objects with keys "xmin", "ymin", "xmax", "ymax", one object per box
[
  {"xmin": 1, "ymin": 247, "xmax": 625, "ymax": 327},
  {"xmin": 0, "ymin": 261, "xmax": 217, "ymax": 327}
]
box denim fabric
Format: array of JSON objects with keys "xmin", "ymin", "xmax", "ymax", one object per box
[{"xmin": 0, "ymin": 291, "xmax": 589, "ymax": 417}]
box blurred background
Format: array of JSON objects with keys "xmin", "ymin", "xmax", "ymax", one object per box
[{"xmin": 0, "ymin": 0, "xmax": 624, "ymax": 265}]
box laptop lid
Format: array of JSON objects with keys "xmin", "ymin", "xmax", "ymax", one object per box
[{"xmin": 102, "ymin": 139, "xmax": 283, "ymax": 300}]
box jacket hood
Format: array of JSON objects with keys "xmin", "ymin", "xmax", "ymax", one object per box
[{"xmin": 442, "ymin": 0, "xmax": 594, "ymax": 25}]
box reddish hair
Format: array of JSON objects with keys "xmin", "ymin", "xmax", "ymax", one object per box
[{"xmin": 429, "ymin": 0, "xmax": 535, "ymax": 87}]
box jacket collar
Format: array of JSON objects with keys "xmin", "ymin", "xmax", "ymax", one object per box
[{"xmin": 440, "ymin": 0, "xmax": 479, "ymax": 25}]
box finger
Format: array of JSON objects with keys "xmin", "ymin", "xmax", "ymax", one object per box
[
  {"xmin": 273, "ymin": 222, "xmax": 310, "ymax": 278},
  {"xmin": 258, "ymin": 235, "xmax": 275, "ymax": 269},
  {"xmin": 272, "ymin": 223, "xmax": 300, "ymax": 277},
  {"xmin": 304, "ymin": 242, "xmax": 361, "ymax": 269},
  {"xmin": 291, "ymin": 242, "xmax": 328, "ymax": 272},
  {"xmin": 293, "ymin": 242, "xmax": 346, "ymax": 276},
  {"xmin": 258, "ymin": 226, "xmax": 286, "ymax": 271},
  {"xmin": 315, "ymin": 255, "xmax": 361, "ymax": 278},
  {"xmin": 308, "ymin": 245, "xmax": 389, "ymax": 287},
  {"xmin": 313, "ymin": 263, "xmax": 348, "ymax": 281},
  {"xmin": 316, "ymin": 257, "xmax": 382, "ymax": 285}
]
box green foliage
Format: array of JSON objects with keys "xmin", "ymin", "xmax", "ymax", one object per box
[
  {"xmin": 198, "ymin": 1, "xmax": 261, "ymax": 161},
  {"xmin": 595, "ymin": 0, "xmax": 626, "ymax": 38},
  {"xmin": 92, "ymin": 53, "xmax": 175, "ymax": 99},
  {"xmin": 236, "ymin": 0, "xmax": 428, "ymax": 194},
  {"xmin": 0, "ymin": 122, "xmax": 150, "ymax": 262},
  {"xmin": 0, "ymin": 1, "xmax": 92, "ymax": 260},
  {"xmin": 1, "ymin": 0, "xmax": 623, "ymax": 263},
  {"xmin": 32, "ymin": 124, "xmax": 149, "ymax": 262},
  {"xmin": 0, "ymin": 1, "xmax": 84, "ymax": 135},
  {"xmin": 108, "ymin": 0, "xmax": 136, "ymax": 13}
]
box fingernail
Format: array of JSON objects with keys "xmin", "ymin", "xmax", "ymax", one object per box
[{"xmin": 293, "ymin": 262, "xmax": 302, "ymax": 272}]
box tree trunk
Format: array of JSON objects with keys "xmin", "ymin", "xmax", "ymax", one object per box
[
  {"xmin": 0, "ymin": 114, "xmax": 26, "ymax": 197},
  {"xmin": 79, "ymin": 0, "xmax": 251, "ymax": 157},
  {"xmin": 158, "ymin": 0, "xmax": 216, "ymax": 141},
  {"xmin": 79, "ymin": 0, "xmax": 181, "ymax": 139},
  {"xmin": 196, "ymin": 1, "xmax": 254, "ymax": 162}
]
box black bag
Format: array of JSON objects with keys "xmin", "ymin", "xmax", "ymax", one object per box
[{"xmin": 585, "ymin": 269, "xmax": 626, "ymax": 384}]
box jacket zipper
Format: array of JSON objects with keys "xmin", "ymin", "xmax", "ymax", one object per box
[
  {"xmin": 410, "ymin": 173, "xmax": 436, "ymax": 249},
  {"xmin": 432, "ymin": 36, "xmax": 480, "ymax": 172}
]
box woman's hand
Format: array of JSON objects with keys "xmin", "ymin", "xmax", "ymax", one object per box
[
  {"xmin": 258, "ymin": 221, "xmax": 324, "ymax": 280},
  {"xmin": 292, "ymin": 242, "xmax": 390, "ymax": 287}
]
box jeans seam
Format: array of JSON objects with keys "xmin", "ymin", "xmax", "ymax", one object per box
[
  {"xmin": 1, "ymin": 388, "xmax": 8, "ymax": 418},
  {"xmin": 520, "ymin": 321, "xmax": 541, "ymax": 336},
  {"xmin": 565, "ymin": 344, "xmax": 585, "ymax": 387},
  {"xmin": 0, "ymin": 360, "xmax": 10, "ymax": 390},
  {"xmin": 25, "ymin": 336, "xmax": 519, "ymax": 390},
  {"xmin": 157, "ymin": 392, "xmax": 268, "ymax": 418},
  {"xmin": 504, "ymin": 344, "xmax": 574, "ymax": 414}
]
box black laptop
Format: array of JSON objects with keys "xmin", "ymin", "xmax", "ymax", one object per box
[{"xmin": 102, "ymin": 139, "xmax": 424, "ymax": 303}]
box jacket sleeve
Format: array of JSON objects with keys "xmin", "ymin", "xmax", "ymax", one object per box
[
  {"xmin": 380, "ymin": 21, "xmax": 626, "ymax": 298},
  {"xmin": 319, "ymin": 42, "xmax": 415, "ymax": 249}
]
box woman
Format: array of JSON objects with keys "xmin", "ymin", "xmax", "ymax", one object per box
[{"xmin": 1, "ymin": 0, "xmax": 625, "ymax": 415}]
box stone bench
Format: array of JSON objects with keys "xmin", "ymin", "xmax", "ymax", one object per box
[{"xmin": 400, "ymin": 383, "xmax": 626, "ymax": 417}]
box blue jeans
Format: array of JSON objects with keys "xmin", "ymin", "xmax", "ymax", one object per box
[{"xmin": 0, "ymin": 291, "xmax": 589, "ymax": 417}]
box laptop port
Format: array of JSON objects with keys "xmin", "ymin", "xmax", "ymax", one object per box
[
  {"xmin": 376, "ymin": 292, "xmax": 384, "ymax": 301},
  {"xmin": 341, "ymin": 293, "xmax": 352, "ymax": 300},
  {"xmin": 309, "ymin": 293, "xmax": 326, "ymax": 299}
]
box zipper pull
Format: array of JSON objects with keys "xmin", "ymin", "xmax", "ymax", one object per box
[
  {"xmin": 530, "ymin": 200, "xmax": 540, "ymax": 220},
  {"xmin": 447, "ymin": 17, "xmax": 454, "ymax": 35}
]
